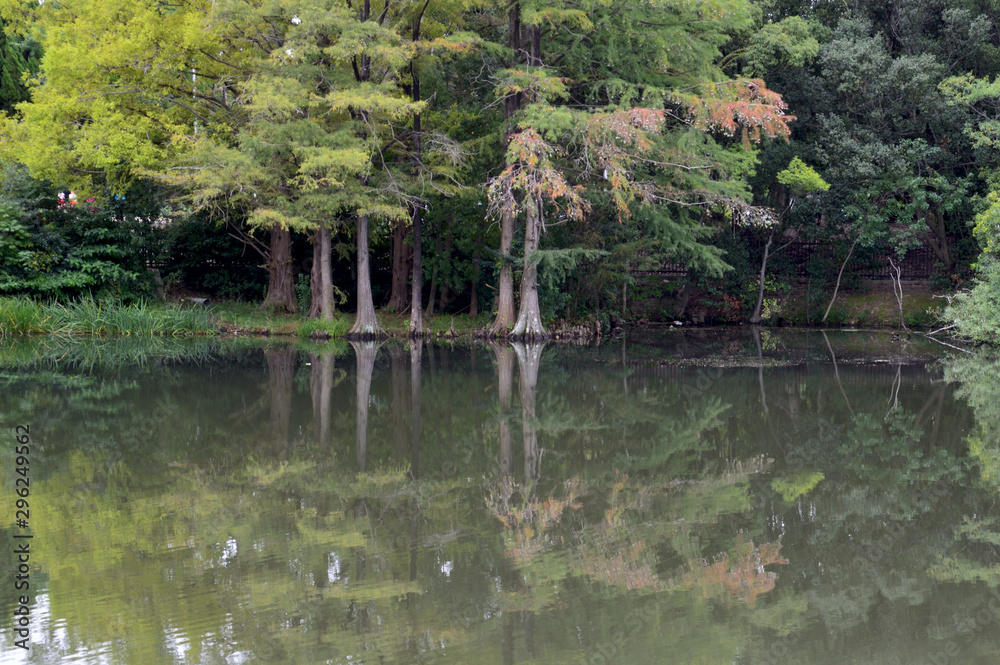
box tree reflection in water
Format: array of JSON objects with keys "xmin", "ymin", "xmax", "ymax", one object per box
[
  {"xmin": 350, "ymin": 340, "xmax": 381, "ymax": 473},
  {"xmin": 4, "ymin": 333, "xmax": 1000, "ymax": 665}
]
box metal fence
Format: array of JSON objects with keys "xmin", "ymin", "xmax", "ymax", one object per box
[{"xmin": 633, "ymin": 241, "xmax": 941, "ymax": 280}]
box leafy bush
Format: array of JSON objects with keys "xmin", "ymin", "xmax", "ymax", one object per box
[
  {"xmin": 0, "ymin": 169, "xmax": 164, "ymax": 300},
  {"xmin": 946, "ymin": 256, "xmax": 1000, "ymax": 344}
]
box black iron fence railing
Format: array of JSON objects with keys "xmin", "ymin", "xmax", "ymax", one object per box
[{"xmin": 632, "ymin": 241, "xmax": 940, "ymax": 280}]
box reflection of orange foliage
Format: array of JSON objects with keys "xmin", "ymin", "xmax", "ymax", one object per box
[
  {"xmin": 579, "ymin": 472, "xmax": 659, "ymax": 590},
  {"xmin": 486, "ymin": 477, "xmax": 582, "ymax": 564},
  {"xmin": 678, "ymin": 536, "xmax": 787, "ymax": 606},
  {"xmin": 580, "ymin": 535, "xmax": 659, "ymax": 590}
]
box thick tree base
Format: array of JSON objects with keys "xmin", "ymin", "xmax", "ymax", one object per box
[
  {"xmin": 508, "ymin": 331, "xmax": 549, "ymax": 341},
  {"xmin": 344, "ymin": 329, "xmax": 389, "ymax": 341}
]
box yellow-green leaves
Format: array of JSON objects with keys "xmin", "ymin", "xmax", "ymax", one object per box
[
  {"xmin": 494, "ymin": 68, "xmax": 570, "ymax": 105},
  {"xmin": 776, "ymin": 156, "xmax": 830, "ymax": 195},
  {"xmin": 325, "ymin": 81, "xmax": 425, "ymax": 120},
  {"xmin": 1, "ymin": 0, "xmax": 240, "ymax": 193}
]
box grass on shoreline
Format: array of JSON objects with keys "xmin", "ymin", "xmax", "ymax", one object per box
[
  {"xmin": 0, "ymin": 297, "xmax": 491, "ymax": 339},
  {"xmin": 1, "ymin": 293, "xmax": 956, "ymax": 342},
  {"xmin": 1, "ymin": 298, "xmax": 217, "ymax": 337},
  {"xmin": 211, "ymin": 302, "xmax": 490, "ymax": 338}
]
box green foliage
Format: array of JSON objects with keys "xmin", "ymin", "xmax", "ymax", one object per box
[
  {"xmin": 0, "ymin": 297, "xmax": 217, "ymax": 336},
  {"xmin": 160, "ymin": 214, "xmax": 267, "ymax": 301},
  {"xmin": 776, "ymin": 156, "xmax": 829, "ymax": 194},
  {"xmin": 534, "ymin": 247, "xmax": 608, "ymax": 320},
  {"xmin": 971, "ymin": 190, "xmax": 1000, "ymax": 257},
  {"xmin": 744, "ymin": 16, "xmax": 821, "ymax": 77},
  {"xmin": 1, "ymin": 0, "xmax": 993, "ymax": 326},
  {"xmin": 295, "ymin": 273, "xmax": 311, "ymax": 313},
  {"xmin": 0, "ymin": 18, "xmax": 39, "ymax": 114},
  {"xmin": 0, "ymin": 170, "xmax": 166, "ymax": 300},
  {"xmin": 946, "ymin": 256, "xmax": 1000, "ymax": 344},
  {"xmin": 297, "ymin": 315, "xmax": 350, "ymax": 339}
]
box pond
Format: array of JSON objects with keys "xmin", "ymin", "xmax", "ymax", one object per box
[{"xmin": 2, "ymin": 329, "xmax": 1000, "ymax": 664}]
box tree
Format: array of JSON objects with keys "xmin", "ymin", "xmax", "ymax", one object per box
[
  {"xmin": 488, "ymin": 128, "xmax": 587, "ymax": 338},
  {"xmin": 400, "ymin": 1, "xmax": 479, "ymax": 335},
  {"xmin": 0, "ymin": 0, "xmax": 307, "ymax": 309},
  {"xmin": 480, "ymin": 0, "xmax": 793, "ymax": 337},
  {"xmin": 748, "ymin": 156, "xmax": 828, "ymax": 325}
]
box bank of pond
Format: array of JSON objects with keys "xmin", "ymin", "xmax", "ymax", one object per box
[{"xmin": 0, "ymin": 293, "xmax": 962, "ymax": 344}]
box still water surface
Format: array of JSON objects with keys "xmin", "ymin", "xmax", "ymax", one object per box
[{"xmin": 2, "ymin": 330, "xmax": 1000, "ymax": 664}]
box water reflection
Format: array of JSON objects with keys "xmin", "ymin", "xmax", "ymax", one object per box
[
  {"xmin": 409, "ymin": 340, "xmax": 422, "ymax": 480},
  {"xmin": 309, "ymin": 347, "xmax": 341, "ymax": 447},
  {"xmin": 1, "ymin": 332, "xmax": 999, "ymax": 664},
  {"xmin": 351, "ymin": 340, "xmax": 381, "ymax": 473}
]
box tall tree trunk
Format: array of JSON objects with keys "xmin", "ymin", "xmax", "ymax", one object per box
[
  {"xmin": 408, "ymin": 18, "xmax": 425, "ymax": 337},
  {"xmin": 262, "ymin": 225, "xmax": 296, "ymax": 313},
  {"xmin": 511, "ymin": 198, "xmax": 546, "ymax": 339},
  {"xmin": 388, "ymin": 218, "xmax": 411, "ymax": 312},
  {"xmin": 349, "ymin": 214, "xmax": 381, "ymax": 338},
  {"xmin": 409, "ymin": 205, "xmax": 424, "ymax": 336},
  {"xmin": 352, "ymin": 340, "xmax": 380, "ymax": 473},
  {"xmin": 309, "ymin": 232, "xmax": 322, "ymax": 319},
  {"xmin": 490, "ymin": 208, "xmax": 517, "ymax": 335},
  {"xmin": 922, "ymin": 208, "xmax": 955, "ymax": 273},
  {"xmin": 750, "ymin": 230, "xmax": 773, "ymax": 325},
  {"xmin": 528, "ymin": 24, "xmax": 541, "ymax": 66},
  {"xmin": 489, "ymin": 0, "xmax": 523, "ymax": 337},
  {"xmin": 318, "ymin": 225, "xmax": 334, "ymax": 321}
]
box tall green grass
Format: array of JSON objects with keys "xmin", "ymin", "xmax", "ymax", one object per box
[
  {"xmin": 297, "ymin": 315, "xmax": 351, "ymax": 339},
  {"xmin": 0, "ymin": 298, "xmax": 53, "ymax": 335},
  {"xmin": 0, "ymin": 298, "xmax": 218, "ymax": 337}
]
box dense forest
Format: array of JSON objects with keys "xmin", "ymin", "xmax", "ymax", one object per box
[{"xmin": 3, "ymin": 0, "xmax": 1000, "ymax": 340}]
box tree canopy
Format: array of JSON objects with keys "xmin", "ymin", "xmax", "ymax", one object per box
[{"xmin": 2, "ymin": 0, "xmax": 1000, "ymax": 337}]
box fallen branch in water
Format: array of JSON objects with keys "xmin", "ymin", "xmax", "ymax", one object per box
[
  {"xmin": 919, "ymin": 332, "xmax": 970, "ymax": 354},
  {"xmin": 926, "ymin": 323, "xmax": 955, "ymax": 336}
]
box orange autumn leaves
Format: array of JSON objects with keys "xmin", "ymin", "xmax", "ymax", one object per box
[
  {"xmin": 486, "ymin": 108, "xmax": 668, "ymax": 224},
  {"xmin": 676, "ymin": 79, "xmax": 794, "ymax": 146},
  {"xmin": 488, "ymin": 79, "xmax": 791, "ymax": 225}
]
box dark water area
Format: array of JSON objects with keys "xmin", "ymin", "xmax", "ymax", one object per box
[{"xmin": 1, "ymin": 329, "xmax": 999, "ymax": 664}]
